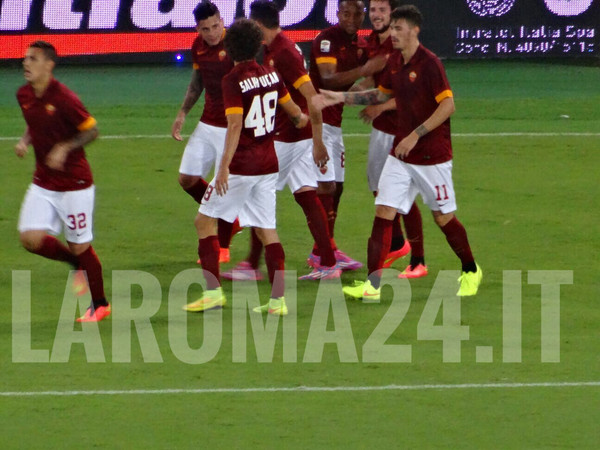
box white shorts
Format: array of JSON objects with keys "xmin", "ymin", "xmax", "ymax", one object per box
[
  {"xmin": 178, "ymin": 121, "xmax": 227, "ymax": 177},
  {"xmin": 18, "ymin": 184, "xmax": 96, "ymax": 244},
  {"xmin": 367, "ymin": 128, "xmax": 395, "ymax": 192},
  {"xmin": 317, "ymin": 124, "xmax": 345, "ymax": 183},
  {"xmin": 199, "ymin": 173, "xmax": 278, "ymax": 229},
  {"xmin": 275, "ymin": 139, "xmax": 318, "ymax": 193},
  {"xmin": 376, "ymin": 156, "xmax": 457, "ymax": 214}
]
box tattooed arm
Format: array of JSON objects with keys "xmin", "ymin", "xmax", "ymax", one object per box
[
  {"xmin": 312, "ymin": 88, "xmax": 392, "ymax": 110},
  {"xmin": 172, "ymin": 69, "xmax": 204, "ymax": 141}
]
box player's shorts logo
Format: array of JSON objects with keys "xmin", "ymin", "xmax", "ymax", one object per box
[
  {"xmin": 320, "ymin": 40, "xmax": 331, "ymax": 52},
  {"xmin": 465, "ymin": 0, "xmax": 516, "ymax": 17},
  {"xmin": 543, "ymin": 0, "xmax": 593, "ymax": 16}
]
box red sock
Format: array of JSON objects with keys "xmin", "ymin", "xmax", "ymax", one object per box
[
  {"xmin": 367, "ymin": 217, "xmax": 393, "ymax": 286},
  {"xmin": 403, "ymin": 203, "xmax": 424, "ymax": 258},
  {"xmin": 315, "ymin": 193, "xmax": 336, "ymax": 255},
  {"xmin": 198, "ymin": 236, "xmax": 220, "ymax": 289},
  {"xmin": 440, "ymin": 216, "xmax": 474, "ymax": 266},
  {"xmin": 35, "ymin": 235, "xmax": 78, "ymax": 266},
  {"xmin": 217, "ymin": 219, "xmax": 233, "ymax": 249},
  {"xmin": 265, "ymin": 242, "xmax": 285, "ymax": 299},
  {"xmin": 317, "ymin": 192, "xmax": 336, "ymax": 239},
  {"xmin": 183, "ymin": 178, "xmax": 208, "ymax": 204},
  {"xmin": 77, "ymin": 246, "xmax": 106, "ymax": 302},
  {"xmin": 389, "ymin": 213, "xmax": 406, "ymax": 252},
  {"xmin": 294, "ymin": 190, "xmax": 336, "ymax": 267},
  {"xmin": 246, "ymin": 228, "xmax": 263, "ymax": 269}
]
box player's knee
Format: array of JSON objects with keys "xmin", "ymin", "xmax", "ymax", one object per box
[
  {"xmin": 317, "ymin": 181, "xmax": 335, "ymax": 195},
  {"xmin": 178, "ymin": 173, "xmax": 195, "ymax": 190},
  {"xmin": 433, "ymin": 211, "xmax": 454, "ymax": 227},
  {"xmin": 19, "ymin": 232, "xmax": 43, "ymax": 252}
]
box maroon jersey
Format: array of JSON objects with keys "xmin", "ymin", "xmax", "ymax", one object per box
[
  {"xmin": 191, "ymin": 32, "xmax": 234, "ymax": 128},
  {"xmin": 379, "ymin": 45, "xmax": 453, "ymax": 165},
  {"xmin": 264, "ymin": 32, "xmax": 312, "ymax": 143},
  {"xmin": 309, "ymin": 25, "xmax": 368, "ymax": 127},
  {"xmin": 17, "ymin": 78, "xmax": 95, "ymax": 191},
  {"xmin": 366, "ymin": 31, "xmax": 397, "ymax": 136},
  {"xmin": 222, "ymin": 61, "xmax": 291, "ymax": 176}
]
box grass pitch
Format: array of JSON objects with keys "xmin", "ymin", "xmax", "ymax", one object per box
[{"xmin": 1, "ymin": 60, "xmax": 599, "ymax": 448}]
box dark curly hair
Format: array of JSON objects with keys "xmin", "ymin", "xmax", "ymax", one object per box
[{"xmin": 224, "ymin": 18, "xmax": 264, "ymax": 63}]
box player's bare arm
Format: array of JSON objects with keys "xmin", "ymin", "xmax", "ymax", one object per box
[
  {"xmin": 46, "ymin": 126, "xmax": 99, "ymax": 171},
  {"xmin": 395, "ymin": 96, "xmax": 455, "ymax": 159},
  {"xmin": 359, "ymin": 97, "xmax": 396, "ymax": 124},
  {"xmin": 15, "ymin": 127, "xmax": 31, "ymax": 158},
  {"xmin": 215, "ymin": 114, "xmax": 242, "ymax": 196},
  {"xmin": 318, "ymin": 54, "xmax": 387, "ymax": 90},
  {"xmin": 281, "ymin": 98, "xmax": 309, "ymax": 129},
  {"xmin": 312, "ymin": 88, "xmax": 390, "ymax": 110},
  {"xmin": 172, "ymin": 70, "xmax": 204, "ymax": 141},
  {"xmin": 349, "ymin": 75, "xmax": 374, "ymax": 92},
  {"xmin": 298, "ymin": 81, "xmax": 329, "ymax": 168}
]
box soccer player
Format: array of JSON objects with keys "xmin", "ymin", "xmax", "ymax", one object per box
[
  {"xmin": 314, "ymin": 5, "xmax": 482, "ymax": 299},
  {"xmin": 308, "ymin": 0, "xmax": 388, "ymax": 271},
  {"xmin": 352, "ymin": 0, "xmax": 427, "ymax": 278},
  {"xmin": 171, "ymin": 1, "xmax": 237, "ymax": 263},
  {"xmin": 222, "ymin": 0, "xmax": 340, "ymax": 281},
  {"xmin": 15, "ymin": 40, "xmax": 109, "ymax": 322},
  {"xmin": 183, "ymin": 18, "xmax": 308, "ymax": 315}
]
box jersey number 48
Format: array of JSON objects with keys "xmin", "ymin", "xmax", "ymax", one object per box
[{"xmin": 245, "ymin": 91, "xmax": 278, "ymax": 137}]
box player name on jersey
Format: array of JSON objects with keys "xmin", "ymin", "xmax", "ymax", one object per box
[{"xmin": 239, "ymin": 72, "xmax": 281, "ymax": 94}]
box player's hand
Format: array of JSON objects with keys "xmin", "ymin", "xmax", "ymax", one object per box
[
  {"xmin": 394, "ymin": 132, "xmax": 419, "ymax": 159},
  {"xmin": 312, "ymin": 90, "xmax": 344, "ymax": 110},
  {"xmin": 15, "ymin": 140, "xmax": 29, "ymax": 158},
  {"xmin": 358, "ymin": 105, "xmax": 382, "ymax": 124},
  {"xmin": 312, "ymin": 140, "xmax": 329, "ymax": 169},
  {"xmin": 360, "ymin": 54, "xmax": 389, "ymax": 77},
  {"xmin": 215, "ymin": 167, "xmax": 229, "ymax": 196},
  {"xmin": 46, "ymin": 143, "xmax": 70, "ymax": 171},
  {"xmin": 171, "ymin": 111, "xmax": 186, "ymax": 141}
]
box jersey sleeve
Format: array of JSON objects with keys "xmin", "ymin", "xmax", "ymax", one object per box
[
  {"xmin": 377, "ymin": 60, "xmax": 394, "ymax": 95},
  {"xmin": 428, "ymin": 58, "xmax": 453, "ymax": 104},
  {"xmin": 221, "ymin": 74, "xmax": 243, "ymax": 115},
  {"xmin": 276, "ymin": 73, "xmax": 291, "ymax": 105},
  {"xmin": 59, "ymin": 87, "xmax": 96, "ymax": 131},
  {"xmin": 191, "ymin": 36, "xmax": 202, "ymax": 70},
  {"xmin": 312, "ymin": 32, "xmax": 338, "ymax": 66},
  {"xmin": 276, "ymin": 47, "xmax": 311, "ymax": 91}
]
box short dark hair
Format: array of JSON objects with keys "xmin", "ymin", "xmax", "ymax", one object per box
[
  {"xmin": 391, "ymin": 4, "xmax": 423, "ymax": 28},
  {"xmin": 370, "ymin": 0, "xmax": 401, "ymax": 9},
  {"xmin": 29, "ymin": 41, "xmax": 57, "ymax": 63},
  {"xmin": 224, "ymin": 18, "xmax": 263, "ymax": 63},
  {"xmin": 193, "ymin": 0, "xmax": 220, "ymax": 23},
  {"xmin": 249, "ymin": 0, "xmax": 281, "ymax": 29},
  {"xmin": 339, "ymin": 0, "xmax": 365, "ymax": 6}
]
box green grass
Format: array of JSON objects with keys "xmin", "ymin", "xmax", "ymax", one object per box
[{"xmin": 1, "ymin": 61, "xmax": 599, "ymax": 449}]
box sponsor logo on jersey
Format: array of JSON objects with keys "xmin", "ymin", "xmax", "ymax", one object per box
[
  {"xmin": 409, "ymin": 71, "xmax": 417, "ymax": 82},
  {"xmin": 45, "ymin": 104, "xmax": 56, "ymax": 114},
  {"xmin": 219, "ymin": 50, "xmax": 226, "ymax": 61},
  {"xmin": 320, "ymin": 40, "xmax": 331, "ymax": 52}
]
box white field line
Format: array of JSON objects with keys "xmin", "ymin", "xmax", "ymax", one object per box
[
  {"xmin": 1, "ymin": 381, "xmax": 599, "ymax": 398},
  {"xmin": 0, "ymin": 132, "xmax": 599, "ymax": 141}
]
